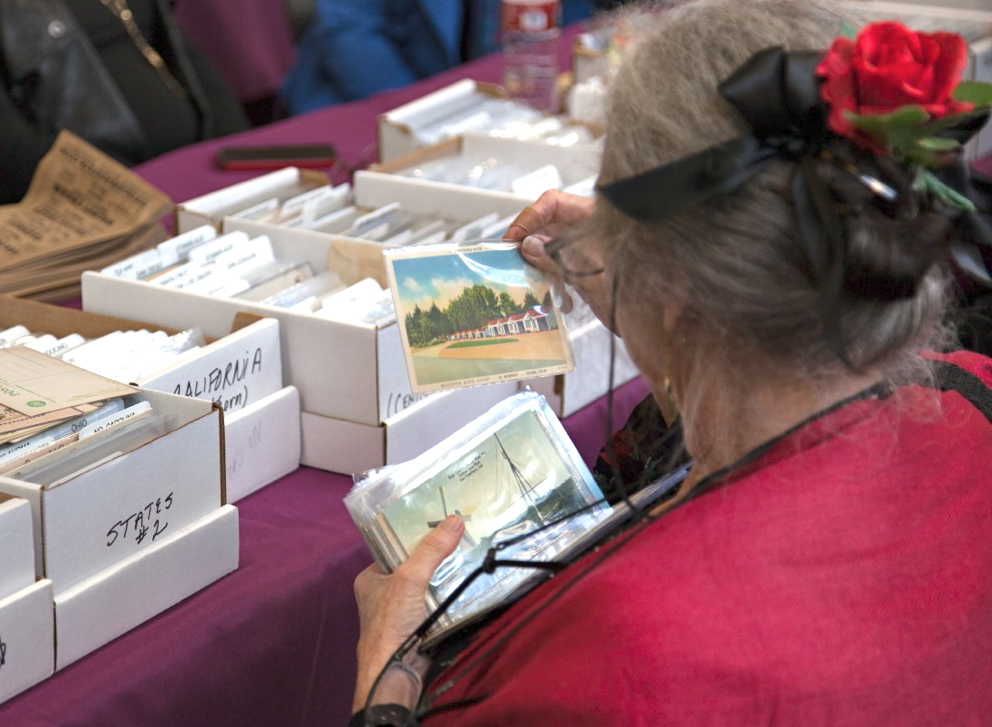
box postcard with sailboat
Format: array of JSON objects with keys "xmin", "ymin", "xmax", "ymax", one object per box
[{"xmin": 345, "ymin": 391, "xmax": 611, "ymax": 641}]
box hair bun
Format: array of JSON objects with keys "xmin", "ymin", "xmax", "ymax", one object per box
[{"xmin": 820, "ymin": 145, "xmax": 950, "ymax": 302}]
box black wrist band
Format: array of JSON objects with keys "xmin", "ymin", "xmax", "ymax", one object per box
[{"xmin": 348, "ymin": 704, "xmax": 413, "ymax": 727}]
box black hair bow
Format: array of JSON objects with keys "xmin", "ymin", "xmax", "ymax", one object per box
[{"xmin": 597, "ymin": 45, "xmax": 992, "ymax": 357}]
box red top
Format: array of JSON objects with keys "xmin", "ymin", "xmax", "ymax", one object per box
[{"xmin": 423, "ymin": 351, "xmax": 992, "ymax": 726}]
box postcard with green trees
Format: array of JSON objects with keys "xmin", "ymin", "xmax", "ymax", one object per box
[{"xmin": 384, "ymin": 242, "xmax": 574, "ymax": 392}]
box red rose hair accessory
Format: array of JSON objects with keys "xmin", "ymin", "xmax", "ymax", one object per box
[
  {"xmin": 598, "ymin": 25, "xmax": 992, "ymax": 298},
  {"xmin": 818, "ymin": 22, "xmax": 975, "ymax": 156}
]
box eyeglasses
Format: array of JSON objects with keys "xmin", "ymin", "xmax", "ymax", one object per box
[{"xmin": 543, "ymin": 232, "xmax": 606, "ymax": 280}]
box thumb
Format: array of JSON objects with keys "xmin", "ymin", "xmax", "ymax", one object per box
[{"xmin": 398, "ymin": 516, "xmax": 465, "ymax": 588}]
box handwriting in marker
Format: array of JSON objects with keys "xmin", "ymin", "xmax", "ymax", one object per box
[
  {"xmin": 172, "ymin": 347, "xmax": 263, "ymax": 409},
  {"xmin": 386, "ymin": 390, "xmax": 434, "ymax": 418},
  {"xmin": 105, "ymin": 492, "xmax": 174, "ymax": 548}
]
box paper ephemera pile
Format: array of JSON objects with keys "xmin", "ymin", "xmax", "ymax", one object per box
[{"xmin": 0, "ymin": 131, "xmax": 171, "ymax": 302}]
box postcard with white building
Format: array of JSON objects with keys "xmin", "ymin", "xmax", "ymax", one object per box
[{"xmin": 383, "ymin": 242, "xmax": 575, "ymax": 393}]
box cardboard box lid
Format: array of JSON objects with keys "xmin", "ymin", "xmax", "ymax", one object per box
[
  {"xmin": 175, "ymin": 167, "xmax": 329, "ymax": 233},
  {"xmin": 377, "ymin": 79, "xmax": 507, "ymax": 162}
]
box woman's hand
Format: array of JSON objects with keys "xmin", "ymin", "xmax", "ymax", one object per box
[
  {"xmin": 506, "ymin": 190, "xmax": 614, "ymax": 328},
  {"xmin": 352, "ymin": 515, "xmax": 466, "ymax": 712},
  {"xmin": 506, "ymin": 189, "xmax": 596, "ymax": 252}
]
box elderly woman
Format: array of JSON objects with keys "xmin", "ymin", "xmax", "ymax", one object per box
[{"xmin": 349, "ymin": 0, "xmax": 992, "ymax": 724}]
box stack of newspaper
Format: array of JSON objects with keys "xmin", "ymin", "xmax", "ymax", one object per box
[{"xmin": 0, "ymin": 131, "xmax": 171, "ymax": 302}]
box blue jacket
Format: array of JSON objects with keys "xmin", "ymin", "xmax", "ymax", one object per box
[
  {"xmin": 281, "ymin": 0, "xmax": 594, "ymax": 114},
  {"xmin": 282, "ymin": 0, "xmax": 463, "ymax": 113}
]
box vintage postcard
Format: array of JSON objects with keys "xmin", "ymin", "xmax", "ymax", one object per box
[
  {"xmin": 0, "ymin": 347, "xmax": 137, "ymax": 416},
  {"xmin": 383, "ymin": 242, "xmax": 574, "ymax": 393},
  {"xmin": 366, "ymin": 393, "xmax": 609, "ymax": 635},
  {"xmin": 346, "ymin": 391, "xmax": 692, "ymax": 642}
]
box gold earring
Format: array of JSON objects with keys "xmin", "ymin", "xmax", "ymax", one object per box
[{"xmin": 659, "ymin": 375, "xmax": 679, "ymax": 426}]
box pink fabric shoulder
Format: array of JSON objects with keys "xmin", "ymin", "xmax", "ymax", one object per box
[{"xmin": 426, "ymin": 361, "xmax": 992, "ymax": 726}]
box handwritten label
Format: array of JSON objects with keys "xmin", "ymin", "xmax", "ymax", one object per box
[
  {"xmin": 226, "ymin": 419, "xmax": 264, "ymax": 479},
  {"xmin": 102, "ymin": 248, "xmax": 161, "ymax": 279},
  {"xmin": 384, "ymin": 390, "xmax": 436, "ymax": 419},
  {"xmin": 106, "ymin": 492, "xmax": 174, "ymax": 548},
  {"xmin": 172, "ymin": 347, "xmax": 263, "ymax": 411}
]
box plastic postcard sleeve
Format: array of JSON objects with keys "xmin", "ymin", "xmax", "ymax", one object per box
[{"xmin": 344, "ymin": 390, "xmax": 612, "ymax": 641}]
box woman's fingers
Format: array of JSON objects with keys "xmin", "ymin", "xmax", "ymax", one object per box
[
  {"xmin": 393, "ymin": 515, "xmax": 465, "ymax": 589},
  {"xmin": 505, "ymin": 189, "xmax": 596, "ymax": 241},
  {"xmin": 520, "ymin": 234, "xmax": 554, "ymax": 271},
  {"xmin": 352, "ymin": 515, "xmax": 465, "ymax": 711}
]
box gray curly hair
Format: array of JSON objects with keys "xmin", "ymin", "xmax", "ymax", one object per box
[{"xmin": 589, "ymin": 0, "xmax": 953, "ymax": 397}]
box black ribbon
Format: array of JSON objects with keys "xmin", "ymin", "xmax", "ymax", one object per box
[
  {"xmin": 937, "ymin": 163, "xmax": 992, "ymax": 289},
  {"xmin": 597, "ymin": 45, "xmax": 861, "ymax": 326},
  {"xmin": 597, "ymin": 48, "xmax": 826, "ymax": 225},
  {"xmin": 596, "ymin": 45, "xmax": 992, "ymax": 306}
]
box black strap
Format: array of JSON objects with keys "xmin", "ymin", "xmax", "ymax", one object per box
[
  {"xmin": 931, "ymin": 359, "xmax": 992, "ymax": 424},
  {"xmin": 348, "ymin": 705, "xmax": 414, "ymax": 727},
  {"xmin": 673, "ymin": 359, "xmax": 992, "ymax": 508}
]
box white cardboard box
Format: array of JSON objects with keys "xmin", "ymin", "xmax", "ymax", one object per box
[
  {"xmin": 83, "ymin": 266, "xmax": 410, "ymax": 427},
  {"xmin": 0, "ymin": 579, "xmax": 55, "ymax": 705},
  {"xmin": 0, "ymin": 297, "xmax": 284, "ymax": 409},
  {"xmin": 300, "ymin": 380, "xmax": 519, "ymax": 473},
  {"xmin": 353, "ymin": 149, "xmax": 543, "ymax": 222},
  {"xmin": 0, "ymin": 389, "xmax": 224, "ymax": 596},
  {"xmin": 221, "ymin": 164, "xmax": 549, "ymax": 291},
  {"xmin": 222, "ymin": 385, "xmax": 300, "ymax": 499},
  {"xmin": 134, "ymin": 316, "xmax": 302, "ymax": 501},
  {"xmin": 361, "ymin": 133, "xmax": 602, "ymax": 210},
  {"xmin": 89, "ymin": 189, "xmax": 507, "ymax": 429},
  {"xmin": 377, "ymin": 79, "xmax": 511, "ymax": 163},
  {"xmin": 0, "ymin": 298, "xmax": 297, "ymax": 502},
  {"xmin": 0, "ymin": 496, "xmax": 35, "ymax": 600},
  {"xmin": 175, "ymin": 167, "xmax": 329, "ymax": 233},
  {"xmin": 54, "ymin": 504, "xmax": 238, "ymax": 670}
]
